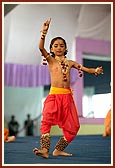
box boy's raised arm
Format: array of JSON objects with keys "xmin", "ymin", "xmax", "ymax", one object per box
[{"xmin": 38, "ymin": 18, "xmax": 51, "ymax": 58}]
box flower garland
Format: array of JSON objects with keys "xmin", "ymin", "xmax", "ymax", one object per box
[
  {"xmin": 55, "ymin": 56, "xmax": 69, "ymax": 81},
  {"xmin": 78, "ymin": 64, "xmax": 83, "ymax": 77}
]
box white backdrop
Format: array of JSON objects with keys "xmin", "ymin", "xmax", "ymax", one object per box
[{"xmin": 4, "ymin": 3, "xmax": 111, "ymax": 64}]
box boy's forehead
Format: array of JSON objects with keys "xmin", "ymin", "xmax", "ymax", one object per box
[{"xmin": 53, "ymin": 39, "xmax": 65, "ymax": 44}]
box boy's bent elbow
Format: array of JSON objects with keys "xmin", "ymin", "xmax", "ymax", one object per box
[
  {"xmin": 39, "ymin": 44, "xmax": 43, "ymax": 50},
  {"xmin": 39, "ymin": 47, "xmax": 45, "ymax": 55},
  {"xmin": 39, "ymin": 48, "xmax": 43, "ymax": 52}
]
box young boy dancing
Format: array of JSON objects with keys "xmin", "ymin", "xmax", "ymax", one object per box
[{"xmin": 33, "ymin": 18, "xmax": 103, "ymax": 158}]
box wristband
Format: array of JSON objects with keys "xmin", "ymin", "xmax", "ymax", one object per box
[
  {"xmin": 40, "ymin": 30, "xmax": 47, "ymax": 36},
  {"xmin": 94, "ymin": 67, "xmax": 99, "ymax": 76}
]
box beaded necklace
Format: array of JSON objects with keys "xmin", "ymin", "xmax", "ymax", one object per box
[{"xmin": 55, "ymin": 56, "xmax": 69, "ymax": 81}]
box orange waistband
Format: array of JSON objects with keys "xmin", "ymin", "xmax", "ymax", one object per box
[{"xmin": 49, "ymin": 86, "xmax": 72, "ymax": 94}]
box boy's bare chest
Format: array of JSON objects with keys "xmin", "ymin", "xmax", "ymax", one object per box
[{"xmin": 51, "ymin": 63, "xmax": 70, "ymax": 73}]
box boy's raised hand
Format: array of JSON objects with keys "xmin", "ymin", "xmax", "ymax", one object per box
[{"xmin": 42, "ymin": 18, "xmax": 51, "ymax": 32}]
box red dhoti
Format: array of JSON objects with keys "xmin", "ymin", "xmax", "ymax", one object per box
[{"xmin": 40, "ymin": 87, "xmax": 80, "ymax": 142}]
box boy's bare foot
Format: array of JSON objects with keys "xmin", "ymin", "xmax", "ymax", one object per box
[
  {"xmin": 52, "ymin": 149, "xmax": 72, "ymax": 156},
  {"xmin": 33, "ymin": 148, "xmax": 49, "ymax": 158}
]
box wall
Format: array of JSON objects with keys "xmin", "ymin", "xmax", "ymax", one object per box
[{"xmin": 4, "ymin": 86, "xmax": 44, "ymax": 136}]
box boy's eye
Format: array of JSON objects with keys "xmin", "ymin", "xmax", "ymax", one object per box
[{"xmin": 54, "ymin": 45, "xmax": 64, "ymax": 47}]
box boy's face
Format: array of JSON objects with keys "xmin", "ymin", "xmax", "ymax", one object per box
[{"xmin": 51, "ymin": 39, "xmax": 66, "ymax": 57}]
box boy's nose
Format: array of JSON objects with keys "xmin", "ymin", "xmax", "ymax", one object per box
[{"xmin": 57, "ymin": 47, "xmax": 61, "ymax": 50}]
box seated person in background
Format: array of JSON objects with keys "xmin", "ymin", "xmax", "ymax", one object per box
[
  {"xmin": 4, "ymin": 128, "xmax": 15, "ymax": 142},
  {"xmin": 103, "ymin": 109, "xmax": 111, "ymax": 137}
]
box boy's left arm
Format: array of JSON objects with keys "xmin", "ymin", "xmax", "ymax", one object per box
[
  {"xmin": 81, "ymin": 66, "xmax": 104, "ymax": 76},
  {"xmin": 71, "ymin": 60, "xmax": 104, "ymax": 76}
]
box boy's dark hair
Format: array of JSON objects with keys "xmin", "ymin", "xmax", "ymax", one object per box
[{"xmin": 50, "ymin": 37, "xmax": 68, "ymax": 57}]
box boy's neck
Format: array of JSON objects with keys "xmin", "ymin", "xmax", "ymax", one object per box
[{"xmin": 55, "ymin": 55, "xmax": 66, "ymax": 60}]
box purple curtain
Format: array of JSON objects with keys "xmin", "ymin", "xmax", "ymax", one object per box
[{"xmin": 4, "ymin": 63, "xmax": 78, "ymax": 87}]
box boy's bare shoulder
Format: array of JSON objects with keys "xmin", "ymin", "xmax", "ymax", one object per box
[{"xmin": 68, "ymin": 59, "xmax": 76, "ymax": 65}]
